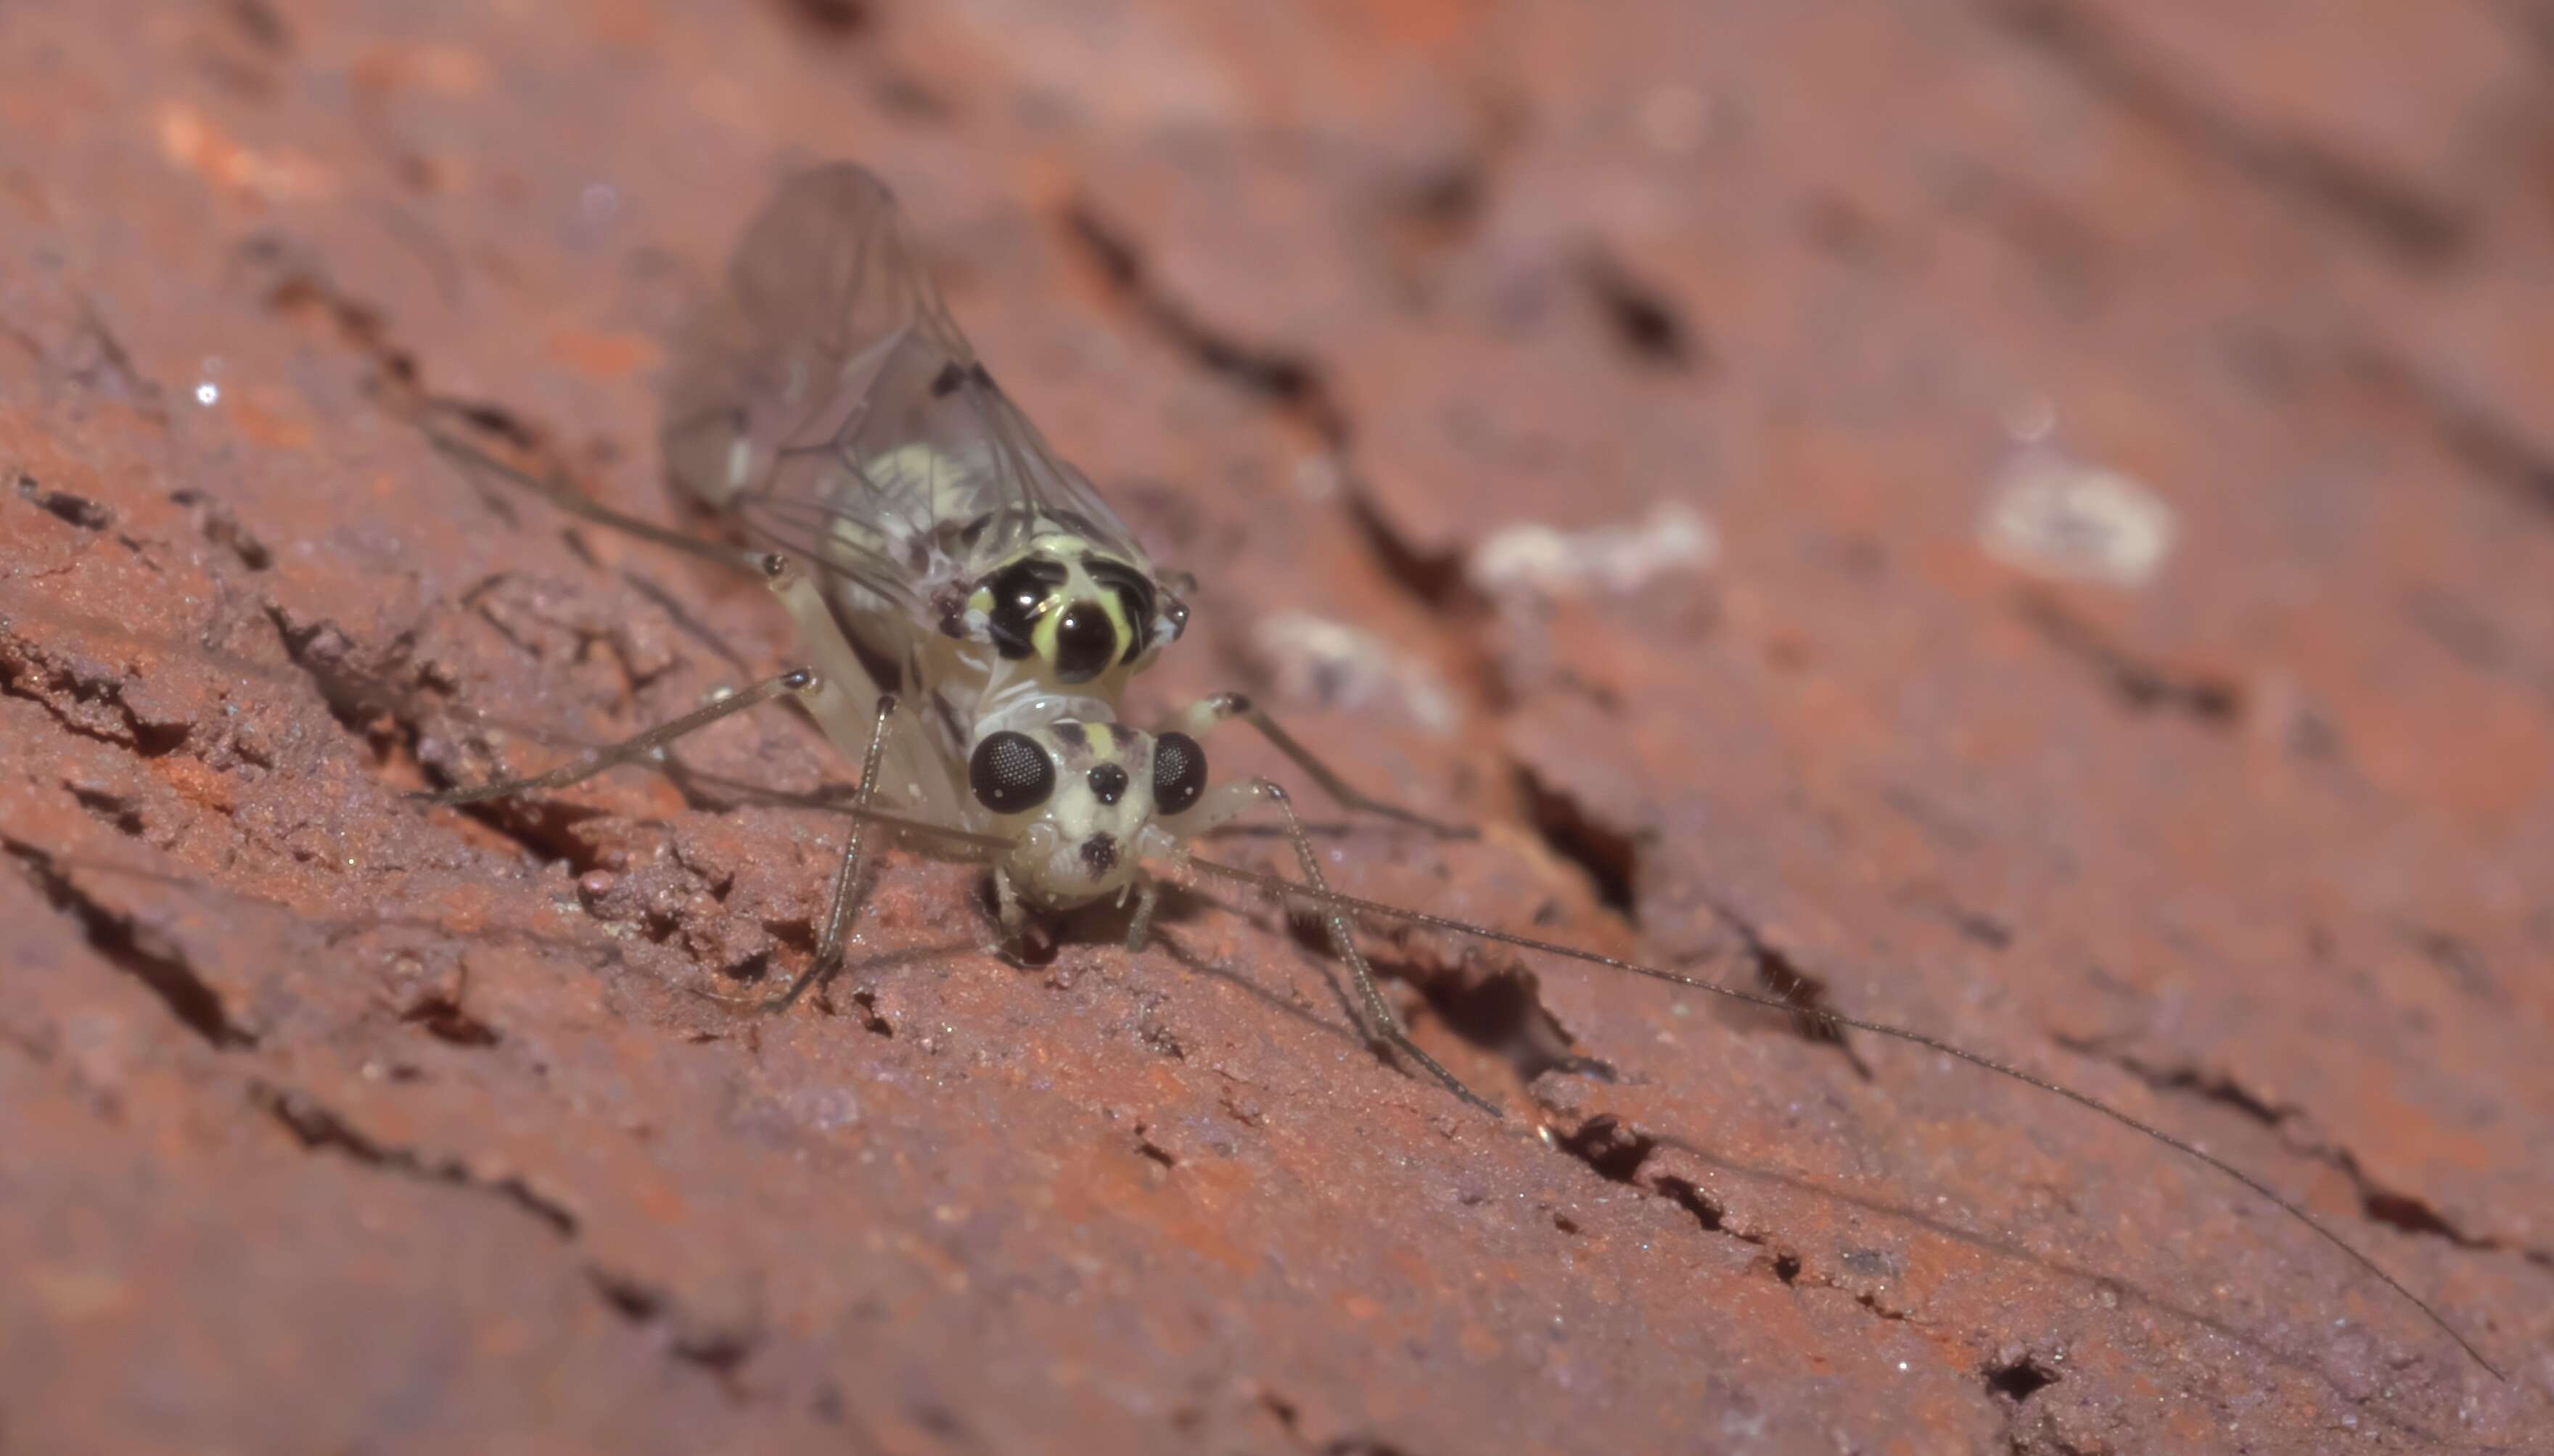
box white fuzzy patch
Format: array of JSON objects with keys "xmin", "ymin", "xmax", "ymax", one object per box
[
  {"xmin": 1979, "ymin": 450, "xmax": 2176, "ymax": 587},
  {"xmin": 1250, "ymin": 612, "xmax": 1457, "ymax": 734},
  {"xmin": 1466, "ymin": 501, "xmax": 1718, "ymax": 599}
]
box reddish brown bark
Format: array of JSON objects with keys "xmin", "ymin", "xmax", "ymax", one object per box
[{"xmin": 2, "ymin": 2, "xmax": 2548, "ymax": 1451}]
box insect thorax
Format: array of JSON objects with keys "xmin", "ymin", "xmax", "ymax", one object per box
[{"xmin": 943, "ymin": 530, "xmax": 1186, "ymax": 693}]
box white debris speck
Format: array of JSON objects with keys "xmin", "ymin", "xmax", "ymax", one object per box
[
  {"xmin": 1250, "ymin": 611, "xmax": 1457, "ymax": 734},
  {"xmin": 1979, "ymin": 448, "xmax": 2175, "ymax": 587},
  {"xmin": 194, "ymin": 382, "xmax": 219, "ymax": 406},
  {"xmin": 2003, "ymin": 393, "xmax": 2056, "ymax": 443},
  {"xmin": 1466, "ymin": 501, "xmax": 1717, "ymax": 600}
]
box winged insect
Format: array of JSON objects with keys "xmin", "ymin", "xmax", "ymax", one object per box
[{"xmin": 416, "ymin": 163, "xmax": 2502, "ymax": 1383}]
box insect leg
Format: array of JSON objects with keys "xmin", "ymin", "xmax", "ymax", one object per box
[
  {"xmin": 762, "ymin": 554, "xmax": 964, "ymax": 826},
  {"xmin": 1167, "ymin": 776, "xmax": 1500, "ymax": 1116},
  {"xmin": 989, "ymin": 863, "xmax": 1054, "ymax": 966},
  {"xmin": 1123, "ymin": 877, "xmax": 1162, "ymax": 954},
  {"xmin": 1160, "ymin": 693, "xmax": 1471, "ymax": 839},
  {"xmin": 763, "ymin": 693, "xmax": 902, "ymax": 1014},
  {"xmin": 417, "ymin": 668, "xmax": 822, "ymax": 807}
]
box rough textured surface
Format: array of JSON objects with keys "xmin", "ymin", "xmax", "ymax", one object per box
[{"xmin": 3, "ymin": 2, "xmax": 2551, "ymax": 1452}]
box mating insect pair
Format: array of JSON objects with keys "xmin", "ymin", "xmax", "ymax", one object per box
[
  {"xmin": 430, "ymin": 163, "xmax": 1488, "ymax": 1111},
  {"xmin": 422, "ymin": 163, "xmax": 2500, "ymax": 1381}
]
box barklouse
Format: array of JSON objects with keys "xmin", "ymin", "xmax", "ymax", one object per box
[{"xmin": 415, "ymin": 163, "xmax": 2502, "ymax": 1384}]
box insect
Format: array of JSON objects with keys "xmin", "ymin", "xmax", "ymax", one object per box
[
  {"xmin": 428, "ymin": 163, "xmax": 1488, "ymax": 1111},
  {"xmin": 418, "ymin": 163, "xmax": 2502, "ymax": 1384}
]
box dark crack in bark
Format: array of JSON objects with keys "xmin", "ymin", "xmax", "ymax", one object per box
[
  {"xmin": 2019, "ymin": 593, "xmax": 2243, "ymax": 727},
  {"xmin": 1578, "ymin": 250, "xmax": 1703, "ymax": 371},
  {"xmin": 2062, "ymin": 1038, "xmax": 2550, "ymax": 1262},
  {"xmin": 1551, "ymin": 1114, "xmax": 1913, "ymax": 1329},
  {"xmin": 2355, "ymin": 347, "xmax": 2554, "ymax": 522},
  {"xmin": 253, "ymin": 1080, "xmax": 578, "ymax": 1235},
  {"xmin": 1988, "ymin": 0, "xmax": 2469, "ymax": 268},
  {"xmin": 586, "ymin": 1267, "xmax": 766, "ymax": 1379},
  {"xmin": 4, "ymin": 838, "xmax": 255, "ymax": 1048},
  {"xmin": 1706, "ymin": 899, "xmax": 1873, "ymax": 1077},
  {"xmin": 0, "ymin": 614, "xmax": 197, "ymax": 756},
  {"xmin": 1063, "ymin": 205, "xmax": 1346, "ymax": 445},
  {"xmin": 1513, "ymin": 765, "xmax": 1642, "ymax": 921}
]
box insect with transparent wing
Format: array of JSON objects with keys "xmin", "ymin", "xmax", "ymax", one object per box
[
  {"xmin": 422, "ymin": 163, "xmax": 2503, "ymax": 1381},
  {"xmin": 430, "ymin": 162, "xmax": 1486, "ymax": 1109}
]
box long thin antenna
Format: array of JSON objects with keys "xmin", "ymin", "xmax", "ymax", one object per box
[
  {"xmin": 421, "ymin": 419, "xmax": 768, "ymax": 575},
  {"xmin": 1175, "ymin": 852, "xmax": 2506, "ymax": 1383}
]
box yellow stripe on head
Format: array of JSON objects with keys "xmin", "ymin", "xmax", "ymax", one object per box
[{"xmin": 1044, "ymin": 591, "xmax": 1128, "ymax": 683}]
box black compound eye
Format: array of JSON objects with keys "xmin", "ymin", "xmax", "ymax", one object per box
[
  {"xmin": 1151, "ymin": 731, "xmax": 1207, "ymax": 815},
  {"xmin": 969, "ymin": 731, "xmax": 1054, "ymax": 814},
  {"xmin": 984, "ymin": 560, "xmax": 1064, "ymax": 660},
  {"xmin": 1085, "ymin": 559, "xmax": 1159, "ymax": 665},
  {"xmin": 1051, "ymin": 599, "xmax": 1118, "ymax": 683}
]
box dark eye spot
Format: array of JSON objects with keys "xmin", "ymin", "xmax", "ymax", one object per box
[
  {"xmin": 1085, "ymin": 559, "xmax": 1159, "ymax": 665},
  {"xmin": 1152, "ymin": 731, "xmax": 1207, "ymax": 815},
  {"xmin": 969, "ymin": 731, "xmax": 1054, "ymax": 813},
  {"xmin": 1051, "ymin": 599, "xmax": 1117, "ymax": 682},
  {"xmin": 984, "ymin": 559, "xmax": 1064, "ymax": 659},
  {"xmin": 1087, "ymin": 762, "xmax": 1128, "ymax": 806}
]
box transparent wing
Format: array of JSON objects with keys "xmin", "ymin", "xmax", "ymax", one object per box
[{"xmin": 660, "ymin": 164, "xmax": 1152, "ymax": 617}]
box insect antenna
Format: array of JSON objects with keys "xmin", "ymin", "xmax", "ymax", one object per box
[
  {"xmin": 418, "ymin": 409, "xmax": 768, "ymax": 576},
  {"xmin": 1173, "ymin": 852, "xmax": 2508, "ymax": 1383}
]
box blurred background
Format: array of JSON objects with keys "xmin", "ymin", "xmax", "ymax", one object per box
[{"xmin": 1, "ymin": 2, "xmax": 2548, "ymax": 1452}]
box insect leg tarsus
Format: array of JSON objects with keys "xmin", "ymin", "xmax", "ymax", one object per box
[
  {"xmin": 1176, "ymin": 776, "xmax": 1501, "ymax": 1116},
  {"xmin": 764, "ymin": 692, "xmax": 902, "ymax": 1015},
  {"xmin": 987, "ymin": 864, "xmax": 1056, "ymax": 966},
  {"xmin": 416, "ymin": 667, "xmax": 824, "ymax": 807},
  {"xmin": 1165, "ymin": 692, "xmax": 1474, "ymax": 839},
  {"xmin": 1123, "ymin": 876, "xmax": 1162, "ymax": 954}
]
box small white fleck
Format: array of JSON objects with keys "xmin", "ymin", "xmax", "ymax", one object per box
[
  {"xmin": 1979, "ymin": 447, "xmax": 2175, "ymax": 587},
  {"xmin": 194, "ymin": 382, "xmax": 220, "ymax": 406},
  {"xmin": 1897, "ymin": 1361, "xmax": 1909, "ymax": 1373},
  {"xmin": 1468, "ymin": 501, "xmax": 1718, "ymax": 600},
  {"xmin": 2003, "ymin": 394, "xmax": 2057, "ymax": 443},
  {"xmin": 1250, "ymin": 611, "xmax": 1457, "ymax": 733}
]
